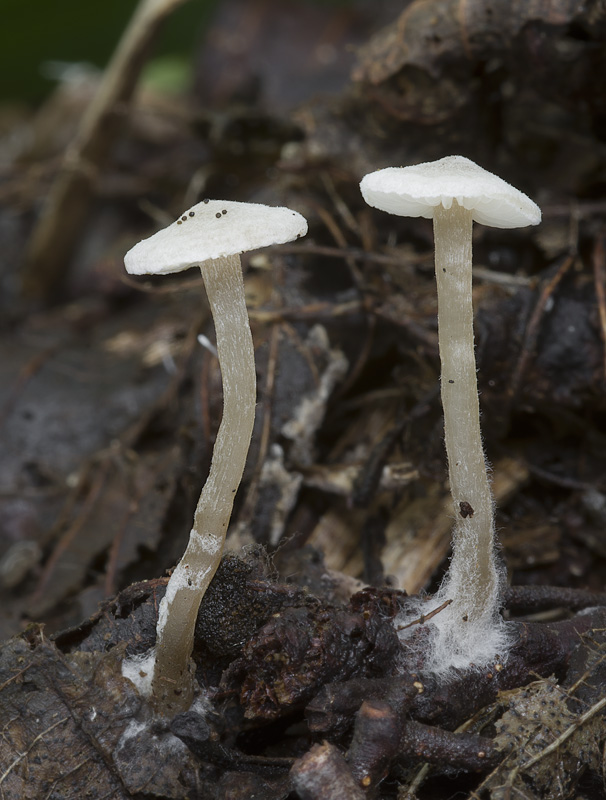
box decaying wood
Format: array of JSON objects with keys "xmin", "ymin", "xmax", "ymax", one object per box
[{"xmin": 291, "ymin": 743, "xmax": 365, "ymax": 800}]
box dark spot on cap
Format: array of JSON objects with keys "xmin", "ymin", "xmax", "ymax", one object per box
[
  {"xmin": 177, "ymin": 220, "xmax": 182, "ymax": 225},
  {"xmin": 443, "ymin": 268, "xmax": 446, "ymax": 273},
  {"xmin": 189, "ymin": 211, "xmax": 195, "ymax": 217},
  {"xmin": 203, "ymin": 198, "xmax": 209, "ymax": 204},
  {"xmin": 462, "ymin": 614, "xmax": 468, "ymax": 621},
  {"xmin": 448, "ymin": 379, "xmax": 454, "ymax": 384},
  {"xmin": 181, "ymin": 216, "xmax": 187, "ymax": 222},
  {"xmin": 222, "ymin": 209, "xmax": 227, "ymax": 215},
  {"xmin": 215, "ymin": 212, "xmax": 221, "ymax": 218}
]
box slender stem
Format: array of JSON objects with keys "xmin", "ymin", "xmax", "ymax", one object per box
[
  {"xmin": 151, "ymin": 254, "xmax": 256, "ymax": 713},
  {"xmin": 433, "ymin": 203, "xmax": 499, "ymax": 623}
]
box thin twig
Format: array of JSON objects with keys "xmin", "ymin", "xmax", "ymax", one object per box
[
  {"xmin": 592, "ymin": 235, "xmax": 606, "ymax": 381},
  {"xmin": 29, "ymin": 459, "xmax": 111, "ymax": 610},
  {"xmin": 237, "ymin": 323, "xmax": 281, "ymax": 529},
  {"xmin": 23, "ymin": 0, "xmax": 192, "ymax": 299},
  {"xmin": 0, "ymin": 717, "xmax": 69, "ymax": 787},
  {"xmin": 508, "ymin": 254, "xmax": 574, "ymax": 410},
  {"xmin": 396, "ymin": 598, "xmax": 453, "ymax": 631},
  {"xmin": 0, "ymin": 345, "xmax": 59, "ymax": 430},
  {"xmin": 520, "ymin": 694, "xmax": 606, "ymax": 771},
  {"xmin": 249, "ymin": 299, "xmax": 365, "ymax": 324},
  {"xmin": 0, "ymin": 664, "xmax": 32, "ymax": 693}
]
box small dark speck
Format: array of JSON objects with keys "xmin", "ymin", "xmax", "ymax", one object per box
[
  {"xmin": 462, "ymin": 614, "xmax": 468, "ymax": 621},
  {"xmin": 181, "ymin": 216, "xmax": 187, "ymax": 222},
  {"xmin": 203, "ymin": 198, "xmax": 209, "ymax": 204},
  {"xmin": 177, "ymin": 220, "xmax": 182, "ymax": 225},
  {"xmin": 443, "ymin": 268, "xmax": 446, "ymax": 273},
  {"xmin": 448, "ymin": 379, "xmax": 454, "ymax": 384},
  {"xmin": 459, "ymin": 501, "xmax": 474, "ymax": 518},
  {"xmin": 189, "ymin": 211, "xmax": 195, "ymax": 217},
  {"xmin": 215, "ymin": 212, "xmax": 222, "ymax": 218},
  {"xmin": 296, "ymin": 233, "xmax": 302, "ymax": 238},
  {"xmin": 222, "ymin": 209, "xmax": 227, "ymax": 215}
]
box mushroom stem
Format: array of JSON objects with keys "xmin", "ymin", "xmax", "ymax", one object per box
[
  {"xmin": 152, "ymin": 254, "xmax": 256, "ymax": 713},
  {"xmin": 433, "ymin": 202, "xmax": 500, "ymax": 623}
]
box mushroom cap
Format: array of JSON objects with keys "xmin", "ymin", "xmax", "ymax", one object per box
[
  {"xmin": 360, "ymin": 156, "xmax": 541, "ymax": 229},
  {"xmin": 125, "ymin": 200, "xmax": 308, "ymax": 276}
]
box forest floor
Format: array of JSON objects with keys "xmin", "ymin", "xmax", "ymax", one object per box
[{"xmin": 1, "ymin": 1, "xmax": 606, "ymax": 798}]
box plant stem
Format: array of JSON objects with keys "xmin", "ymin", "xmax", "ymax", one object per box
[
  {"xmin": 151, "ymin": 254, "xmax": 256, "ymax": 714},
  {"xmin": 433, "ymin": 203, "xmax": 499, "ymax": 624}
]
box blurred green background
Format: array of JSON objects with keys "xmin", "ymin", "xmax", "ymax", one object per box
[{"xmin": 0, "ymin": 0, "xmax": 218, "ymax": 103}]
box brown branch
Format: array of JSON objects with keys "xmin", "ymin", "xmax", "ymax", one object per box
[
  {"xmin": 507, "ymin": 254, "xmax": 574, "ymax": 411},
  {"xmin": 0, "ymin": 717, "xmax": 69, "ymax": 787},
  {"xmin": 23, "ymin": 0, "xmax": 191, "ymax": 300},
  {"xmin": 592, "ymin": 235, "xmax": 606, "ymax": 381},
  {"xmin": 396, "ymin": 598, "xmax": 453, "ymax": 631}
]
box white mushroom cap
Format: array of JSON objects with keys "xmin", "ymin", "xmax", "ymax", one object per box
[
  {"xmin": 125, "ymin": 199, "xmax": 308, "ymax": 276},
  {"xmin": 360, "ymin": 155, "xmax": 541, "ymax": 229}
]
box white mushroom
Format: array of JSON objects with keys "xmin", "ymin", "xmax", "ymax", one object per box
[
  {"xmin": 124, "ymin": 199, "xmax": 307, "ymax": 712},
  {"xmin": 361, "ymin": 156, "xmax": 540, "ymax": 670}
]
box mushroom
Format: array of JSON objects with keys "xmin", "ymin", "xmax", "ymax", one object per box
[
  {"xmin": 360, "ymin": 156, "xmax": 540, "ymax": 670},
  {"xmin": 124, "ymin": 199, "xmax": 307, "ymax": 712}
]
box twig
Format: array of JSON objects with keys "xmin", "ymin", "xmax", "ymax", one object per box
[
  {"xmin": 249, "ymin": 299, "xmax": 365, "ymax": 324},
  {"xmin": 592, "ymin": 235, "xmax": 606, "ymax": 381},
  {"xmin": 525, "ymin": 460, "xmax": 604, "ymax": 491},
  {"xmin": 0, "ymin": 664, "xmax": 32, "ymax": 693},
  {"xmin": 396, "ymin": 598, "xmax": 453, "ymax": 631},
  {"xmin": 104, "ymin": 497, "xmax": 140, "ymax": 597},
  {"xmin": 29, "ymin": 458, "xmax": 111, "ymax": 611},
  {"xmin": 274, "ymin": 242, "xmax": 432, "ymax": 268},
  {"xmin": 236, "ymin": 323, "xmax": 281, "ymax": 530},
  {"xmin": 504, "ymin": 584, "xmax": 606, "ymax": 614},
  {"xmin": 0, "ymin": 345, "xmax": 59, "ymax": 430},
  {"xmin": 311, "ymin": 200, "xmax": 365, "ymax": 290},
  {"xmin": 351, "ymin": 386, "xmax": 437, "ymax": 508},
  {"xmin": 398, "ymin": 763, "xmax": 430, "ymax": 799},
  {"xmin": 43, "ymin": 758, "xmax": 92, "ymax": 800},
  {"xmin": 0, "ymin": 717, "xmax": 69, "ymax": 787},
  {"xmin": 320, "ymin": 171, "xmax": 362, "ymax": 239},
  {"xmin": 507, "ymin": 254, "xmax": 574, "ymax": 411},
  {"xmin": 520, "ymin": 694, "xmax": 606, "ymax": 771},
  {"xmin": 23, "ymin": 0, "xmax": 191, "ymax": 300}
]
